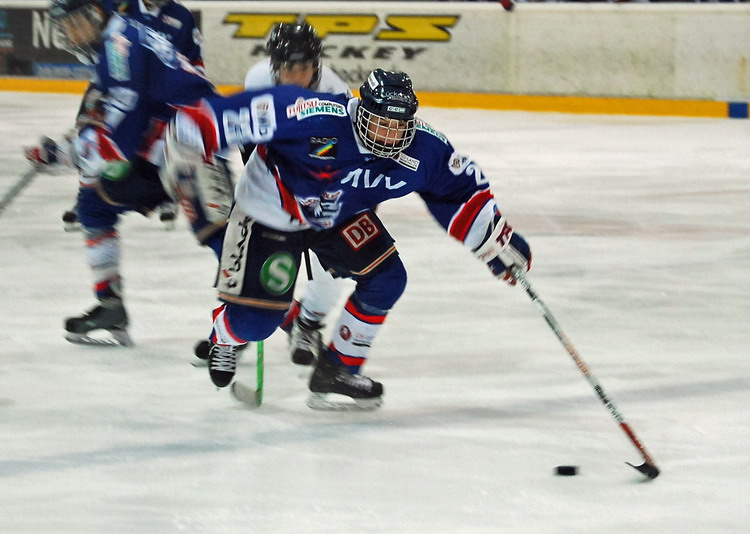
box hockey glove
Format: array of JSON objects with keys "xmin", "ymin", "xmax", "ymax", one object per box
[
  {"xmin": 162, "ymin": 118, "xmax": 233, "ymax": 244},
  {"xmin": 472, "ymin": 214, "xmax": 531, "ymax": 285},
  {"xmin": 98, "ymin": 157, "xmax": 172, "ymax": 213}
]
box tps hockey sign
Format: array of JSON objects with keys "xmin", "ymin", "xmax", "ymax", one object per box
[
  {"xmin": 223, "ymin": 14, "xmax": 459, "ymax": 41},
  {"xmin": 216, "ymin": 11, "xmax": 461, "ymax": 87}
]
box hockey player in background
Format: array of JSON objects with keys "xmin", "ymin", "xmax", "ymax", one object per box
[
  {"xmin": 162, "ymin": 68, "xmax": 532, "ymax": 410},
  {"xmin": 49, "ymin": 0, "xmax": 220, "ymax": 346},
  {"xmin": 241, "ymin": 22, "xmax": 354, "ymax": 369},
  {"xmin": 42, "ymin": 0, "xmax": 204, "ymax": 231}
]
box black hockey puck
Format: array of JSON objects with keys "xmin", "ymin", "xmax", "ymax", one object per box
[{"xmin": 555, "ymin": 465, "xmax": 578, "ymax": 476}]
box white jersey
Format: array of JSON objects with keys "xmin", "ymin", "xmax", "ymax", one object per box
[{"xmin": 243, "ymin": 58, "xmax": 353, "ymax": 97}]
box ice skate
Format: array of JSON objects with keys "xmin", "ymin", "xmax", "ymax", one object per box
[
  {"xmin": 62, "ymin": 209, "xmax": 81, "ymax": 232},
  {"xmin": 208, "ymin": 342, "xmax": 245, "ymax": 388},
  {"xmin": 307, "ymin": 355, "xmax": 383, "ymax": 411},
  {"xmin": 288, "ymin": 316, "xmax": 324, "ymax": 366},
  {"xmin": 64, "ymin": 298, "xmax": 133, "ymax": 347},
  {"xmin": 157, "ymin": 202, "xmax": 177, "ymax": 231},
  {"xmin": 192, "ymin": 338, "xmax": 247, "ymax": 367}
]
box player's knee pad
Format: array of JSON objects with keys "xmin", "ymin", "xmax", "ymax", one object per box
[
  {"xmin": 82, "ymin": 226, "xmax": 120, "ymax": 281},
  {"xmin": 352, "ymin": 255, "xmax": 407, "ymax": 312},
  {"xmin": 224, "ymin": 303, "xmax": 286, "ymax": 342}
]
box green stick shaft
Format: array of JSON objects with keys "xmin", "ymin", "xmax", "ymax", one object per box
[{"xmin": 255, "ymin": 340, "xmax": 264, "ymax": 406}]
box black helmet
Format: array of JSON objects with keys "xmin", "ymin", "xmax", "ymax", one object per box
[
  {"xmin": 356, "ymin": 69, "xmax": 419, "ymax": 158},
  {"xmin": 266, "ymin": 22, "xmax": 322, "ymax": 87},
  {"xmin": 49, "ymin": 0, "xmax": 107, "ymax": 65}
]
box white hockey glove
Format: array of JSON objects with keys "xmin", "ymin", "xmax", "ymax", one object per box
[
  {"xmin": 472, "ymin": 214, "xmax": 532, "ymax": 285},
  {"xmin": 160, "ymin": 111, "xmax": 206, "ymax": 201},
  {"xmin": 161, "ymin": 113, "xmax": 234, "ymax": 243}
]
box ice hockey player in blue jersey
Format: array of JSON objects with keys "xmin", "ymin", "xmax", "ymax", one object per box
[
  {"xmin": 55, "ymin": 0, "xmax": 204, "ymax": 231},
  {"xmin": 110, "ymin": 0, "xmax": 204, "ymax": 70},
  {"xmin": 242, "ymin": 22, "xmax": 354, "ymax": 369},
  {"xmin": 162, "ymin": 68, "xmax": 532, "ymax": 410},
  {"xmin": 49, "ymin": 0, "xmax": 220, "ymax": 346}
]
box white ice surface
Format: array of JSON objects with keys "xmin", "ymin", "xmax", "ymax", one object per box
[{"xmin": 1, "ymin": 92, "xmax": 749, "ymax": 533}]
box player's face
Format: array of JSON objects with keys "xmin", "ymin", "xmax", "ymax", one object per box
[
  {"xmin": 365, "ymin": 115, "xmax": 408, "ymax": 147},
  {"xmin": 278, "ymin": 61, "xmax": 316, "ymax": 89},
  {"xmin": 57, "ymin": 10, "xmax": 100, "ymax": 48}
]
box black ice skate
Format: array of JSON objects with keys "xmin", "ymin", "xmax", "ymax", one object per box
[
  {"xmin": 62, "ymin": 209, "xmax": 80, "ymax": 232},
  {"xmin": 64, "ymin": 298, "xmax": 132, "ymax": 347},
  {"xmin": 208, "ymin": 342, "xmax": 245, "ymax": 388},
  {"xmin": 307, "ymin": 355, "xmax": 383, "ymax": 411},
  {"xmin": 288, "ymin": 316, "xmax": 324, "ymax": 366},
  {"xmin": 192, "ymin": 339, "xmax": 247, "ymax": 367},
  {"xmin": 157, "ymin": 202, "xmax": 177, "ymax": 231}
]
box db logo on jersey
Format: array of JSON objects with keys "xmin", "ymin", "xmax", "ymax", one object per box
[{"xmin": 341, "ymin": 212, "xmax": 380, "ymax": 250}]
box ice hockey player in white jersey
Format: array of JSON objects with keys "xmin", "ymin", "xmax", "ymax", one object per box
[
  {"xmin": 243, "ymin": 22, "xmax": 353, "ymax": 369},
  {"xmin": 162, "ymin": 68, "xmax": 532, "ymax": 410}
]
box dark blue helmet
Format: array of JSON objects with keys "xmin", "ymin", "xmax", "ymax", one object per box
[{"xmin": 356, "ymin": 69, "xmax": 419, "ymax": 158}]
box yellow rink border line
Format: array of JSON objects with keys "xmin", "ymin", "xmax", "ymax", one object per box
[{"xmin": 0, "ymin": 77, "xmax": 742, "ymax": 119}]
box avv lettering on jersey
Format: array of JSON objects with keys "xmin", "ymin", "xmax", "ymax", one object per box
[{"xmin": 340, "ymin": 168, "xmax": 406, "ymax": 190}]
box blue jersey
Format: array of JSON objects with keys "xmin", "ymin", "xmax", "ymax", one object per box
[
  {"xmin": 89, "ymin": 14, "xmax": 215, "ymax": 162},
  {"xmin": 177, "ymin": 86, "xmax": 499, "ymax": 250}
]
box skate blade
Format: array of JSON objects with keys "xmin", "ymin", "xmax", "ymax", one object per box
[
  {"xmin": 65, "ymin": 329, "xmax": 134, "ymax": 347},
  {"xmin": 306, "ymin": 392, "xmax": 382, "ymax": 412},
  {"xmin": 231, "ymin": 381, "xmax": 262, "ymax": 408},
  {"xmin": 295, "ymin": 366, "xmax": 314, "ymax": 380}
]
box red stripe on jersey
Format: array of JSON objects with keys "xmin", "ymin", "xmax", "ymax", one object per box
[
  {"xmin": 258, "ymin": 146, "xmax": 306, "ymax": 224},
  {"xmin": 137, "ymin": 118, "xmax": 167, "ymax": 159},
  {"xmin": 177, "ymin": 101, "xmax": 220, "ymax": 161},
  {"xmin": 344, "ymin": 299, "xmax": 386, "ymax": 325},
  {"xmin": 96, "ymin": 131, "xmax": 126, "ymax": 162},
  {"xmin": 448, "ymin": 189, "xmax": 494, "ymax": 242}
]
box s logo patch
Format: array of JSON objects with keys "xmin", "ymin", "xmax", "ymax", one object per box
[
  {"xmin": 309, "ymin": 137, "xmax": 338, "ymax": 160},
  {"xmin": 260, "ymin": 253, "xmax": 297, "ymax": 295}
]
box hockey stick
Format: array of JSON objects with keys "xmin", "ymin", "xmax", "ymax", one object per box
[
  {"xmin": 256, "ymin": 340, "xmax": 264, "ymax": 405},
  {"xmin": 0, "ymin": 167, "xmax": 37, "ymax": 217},
  {"xmin": 510, "ymin": 267, "xmax": 660, "ymax": 479},
  {"xmin": 230, "ymin": 340, "xmax": 264, "ymax": 407}
]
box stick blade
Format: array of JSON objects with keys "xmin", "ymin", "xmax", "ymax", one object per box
[
  {"xmin": 231, "ymin": 381, "xmax": 262, "ymax": 408},
  {"xmin": 626, "ymin": 461, "xmax": 660, "ymax": 480}
]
